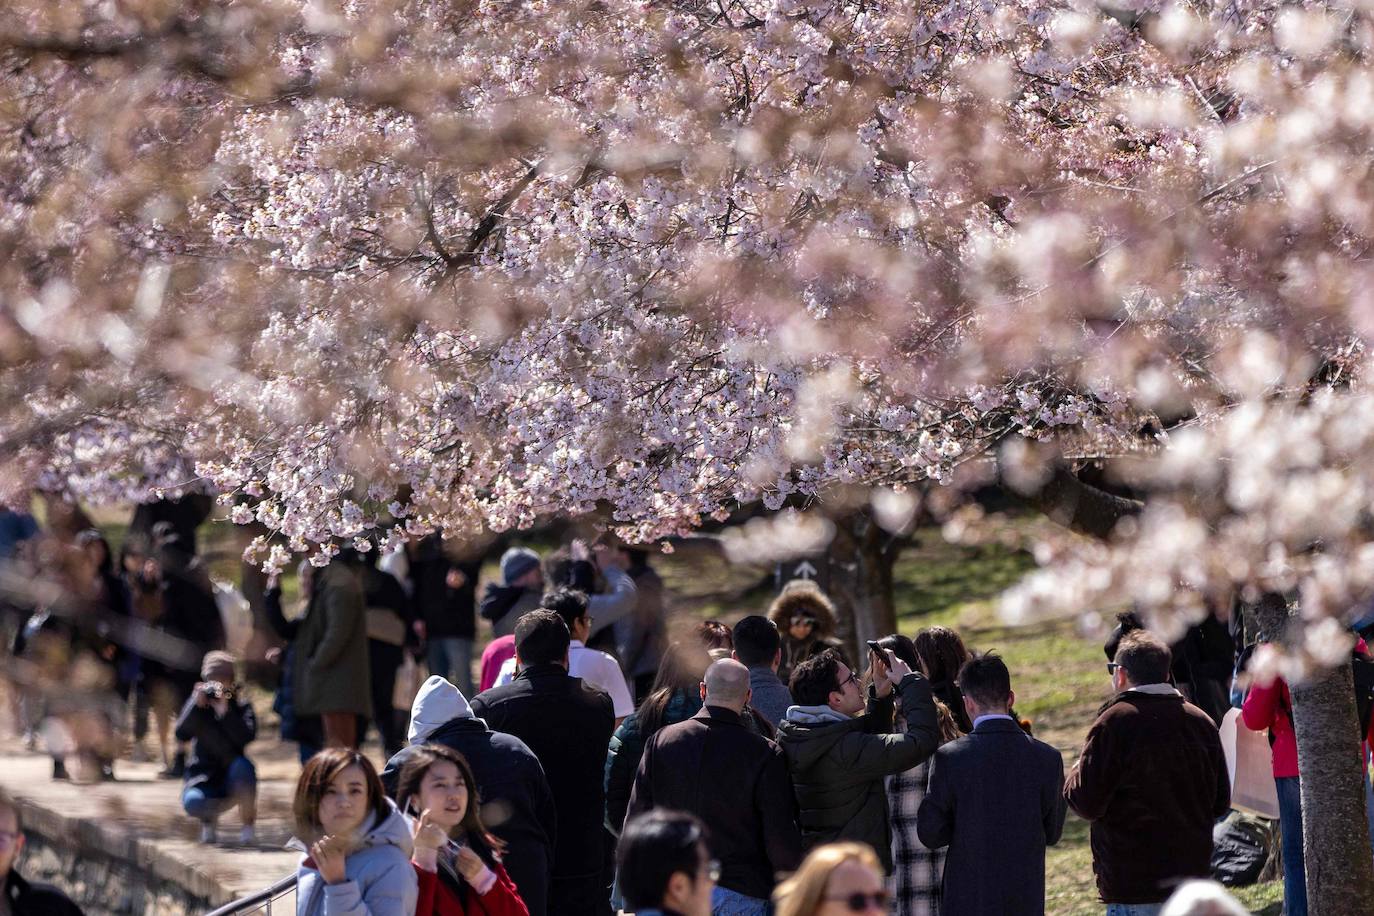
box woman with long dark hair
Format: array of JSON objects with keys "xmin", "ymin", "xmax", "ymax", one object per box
[
  {"xmin": 878, "ymin": 634, "xmax": 963, "ymax": 916},
  {"xmin": 604, "ymin": 638, "xmax": 711, "ymax": 835},
  {"xmin": 394, "ymin": 744, "xmax": 528, "ymax": 916}
]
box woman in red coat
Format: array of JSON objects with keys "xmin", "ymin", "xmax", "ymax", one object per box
[{"xmin": 395, "ymin": 743, "xmax": 529, "ymax": 916}]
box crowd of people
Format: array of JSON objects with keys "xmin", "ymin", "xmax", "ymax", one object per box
[{"xmin": 3, "ymin": 496, "xmax": 1371, "ymax": 916}]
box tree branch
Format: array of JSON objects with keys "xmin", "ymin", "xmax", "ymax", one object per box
[{"xmin": 1006, "ymin": 461, "xmax": 1144, "ymax": 540}]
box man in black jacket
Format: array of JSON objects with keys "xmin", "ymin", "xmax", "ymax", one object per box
[
  {"xmin": 775, "ymin": 647, "xmax": 938, "ymax": 873},
  {"xmin": 916, "ymin": 654, "xmax": 1066, "ymax": 915},
  {"xmin": 472, "ymin": 611, "xmax": 616, "ymax": 916},
  {"xmin": 409, "ymin": 533, "xmax": 483, "ymax": 696},
  {"xmin": 0, "ymin": 793, "xmax": 83, "ymax": 916},
  {"xmin": 627, "ymin": 659, "xmax": 801, "ymax": 915},
  {"xmin": 383, "ymin": 675, "xmax": 558, "ymax": 916}
]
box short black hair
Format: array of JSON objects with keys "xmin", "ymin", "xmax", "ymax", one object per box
[
  {"xmin": 540, "ymin": 588, "xmax": 590, "ymax": 631},
  {"xmin": 514, "ymin": 610, "xmax": 570, "ymax": 666},
  {"xmin": 617, "ymin": 810, "xmax": 709, "ymax": 910},
  {"xmin": 957, "ymin": 653, "xmax": 1012, "ymax": 709},
  {"xmin": 732, "ymin": 615, "xmax": 781, "ymax": 668},
  {"xmin": 789, "ymin": 649, "xmax": 845, "ymax": 707},
  {"xmin": 1103, "ymin": 612, "xmax": 1144, "ymax": 662},
  {"xmin": 1115, "ymin": 631, "xmax": 1172, "ymax": 686}
]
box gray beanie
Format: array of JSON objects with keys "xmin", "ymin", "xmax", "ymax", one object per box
[{"xmin": 501, "ymin": 547, "xmax": 542, "ymax": 586}]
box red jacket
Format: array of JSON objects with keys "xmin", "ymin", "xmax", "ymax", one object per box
[
  {"xmin": 1241, "ymin": 639, "xmax": 1372, "ymax": 779},
  {"xmin": 1241, "ymin": 678, "xmax": 1298, "ymax": 778},
  {"xmin": 415, "ymin": 860, "xmax": 528, "ymax": 916}
]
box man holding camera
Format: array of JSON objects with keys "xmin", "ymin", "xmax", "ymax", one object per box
[{"xmin": 174, "ymin": 651, "xmax": 258, "ymax": 844}]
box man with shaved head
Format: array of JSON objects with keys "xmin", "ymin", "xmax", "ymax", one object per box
[{"xmin": 627, "ymin": 659, "xmax": 802, "ymax": 916}]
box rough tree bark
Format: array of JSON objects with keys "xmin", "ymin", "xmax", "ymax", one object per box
[
  {"xmin": 1251, "ymin": 593, "xmax": 1374, "ymax": 916},
  {"xmin": 825, "ymin": 508, "xmax": 903, "ymax": 664}
]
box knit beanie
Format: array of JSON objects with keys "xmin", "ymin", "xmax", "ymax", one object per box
[{"xmin": 500, "ymin": 547, "xmax": 541, "ymax": 586}]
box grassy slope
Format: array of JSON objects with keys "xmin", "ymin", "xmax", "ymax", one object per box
[
  {"xmin": 87, "ymin": 507, "xmax": 1282, "ymax": 913},
  {"xmin": 888, "ymin": 533, "xmax": 1283, "ymax": 916},
  {"xmin": 656, "ymin": 525, "xmax": 1283, "ymax": 914}
]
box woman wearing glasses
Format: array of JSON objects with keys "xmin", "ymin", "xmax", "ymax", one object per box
[{"xmin": 773, "ymin": 843, "xmax": 890, "ymax": 916}]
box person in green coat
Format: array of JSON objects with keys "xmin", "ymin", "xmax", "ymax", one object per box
[{"xmin": 293, "ymin": 553, "xmax": 372, "ymax": 749}]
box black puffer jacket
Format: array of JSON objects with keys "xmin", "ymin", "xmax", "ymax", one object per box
[{"xmin": 775, "ymin": 673, "xmax": 938, "ymax": 874}]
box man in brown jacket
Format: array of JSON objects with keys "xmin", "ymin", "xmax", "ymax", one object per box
[{"xmin": 1065, "ymin": 630, "xmax": 1230, "ymax": 914}]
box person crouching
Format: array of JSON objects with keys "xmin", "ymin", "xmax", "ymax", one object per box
[{"xmin": 175, "ymin": 651, "xmax": 257, "ymax": 845}]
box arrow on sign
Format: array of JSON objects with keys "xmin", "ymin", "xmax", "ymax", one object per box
[{"xmin": 793, "ymin": 560, "xmax": 818, "ymax": 580}]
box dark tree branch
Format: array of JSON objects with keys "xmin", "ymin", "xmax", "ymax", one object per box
[{"xmin": 1006, "ymin": 460, "xmax": 1144, "ymax": 540}]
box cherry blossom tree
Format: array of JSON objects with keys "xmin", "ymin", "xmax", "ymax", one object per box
[{"xmin": 5, "ymin": 0, "xmax": 1374, "ymax": 908}]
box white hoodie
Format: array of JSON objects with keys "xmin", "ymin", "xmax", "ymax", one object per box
[{"xmin": 407, "ymin": 675, "xmax": 478, "ymax": 745}]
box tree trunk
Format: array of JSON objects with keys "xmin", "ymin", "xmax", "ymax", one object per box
[
  {"xmin": 825, "ymin": 509, "xmax": 900, "ymax": 663},
  {"xmin": 1252, "ymin": 594, "xmax": 1374, "ymax": 915}
]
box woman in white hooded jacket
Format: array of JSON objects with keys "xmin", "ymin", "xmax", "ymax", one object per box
[{"xmin": 291, "ymin": 748, "xmax": 419, "ymax": 916}]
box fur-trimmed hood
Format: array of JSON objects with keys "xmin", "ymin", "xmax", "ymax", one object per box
[{"xmin": 767, "ymin": 580, "xmax": 838, "ymax": 638}]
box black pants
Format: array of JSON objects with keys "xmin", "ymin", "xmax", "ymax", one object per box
[{"xmin": 367, "ymin": 640, "xmax": 404, "ymax": 757}]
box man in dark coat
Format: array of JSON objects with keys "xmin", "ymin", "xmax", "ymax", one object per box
[
  {"xmin": 1066, "ymin": 630, "xmax": 1230, "ymax": 910},
  {"xmin": 775, "ymin": 647, "xmax": 938, "ymax": 873},
  {"xmin": 383, "ymin": 675, "xmax": 558, "ymax": 916},
  {"xmin": 0, "ymin": 793, "xmax": 84, "ymax": 916},
  {"xmin": 472, "ymin": 611, "xmax": 615, "ymax": 916},
  {"xmin": 917, "ymin": 654, "xmax": 1066, "ymax": 915},
  {"xmin": 627, "ymin": 659, "xmax": 801, "ymax": 914}
]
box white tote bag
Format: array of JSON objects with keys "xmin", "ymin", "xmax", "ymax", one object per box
[{"xmin": 1219, "ymin": 707, "xmax": 1280, "ymax": 819}]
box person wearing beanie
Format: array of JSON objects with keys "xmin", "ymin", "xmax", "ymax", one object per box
[
  {"xmin": 382, "ymin": 676, "xmax": 557, "ymax": 916},
  {"xmin": 175, "ymin": 651, "xmax": 258, "ymax": 845},
  {"xmin": 479, "ymin": 547, "xmax": 545, "ymax": 638}
]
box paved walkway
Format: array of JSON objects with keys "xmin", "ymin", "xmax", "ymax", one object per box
[{"xmin": 0, "ymin": 698, "xmax": 395, "ymax": 912}]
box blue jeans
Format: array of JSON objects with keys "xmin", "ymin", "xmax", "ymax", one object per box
[
  {"xmin": 1276, "ymin": 775, "xmax": 1306, "ymax": 916},
  {"xmin": 182, "ymin": 756, "xmax": 257, "ymax": 822},
  {"xmin": 711, "ymin": 887, "xmax": 768, "ymax": 916},
  {"xmin": 1106, "ymin": 905, "xmax": 1163, "ymax": 916},
  {"xmin": 427, "ymin": 637, "xmax": 474, "ymax": 696}
]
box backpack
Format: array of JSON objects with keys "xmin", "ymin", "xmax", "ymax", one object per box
[{"xmin": 1211, "ymin": 813, "xmax": 1277, "ymax": 887}]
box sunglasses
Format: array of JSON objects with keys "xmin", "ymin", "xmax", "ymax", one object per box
[
  {"xmin": 826, "ymin": 891, "xmax": 891, "ymax": 912},
  {"xmin": 1106, "ymin": 662, "xmax": 1122, "ymax": 677}
]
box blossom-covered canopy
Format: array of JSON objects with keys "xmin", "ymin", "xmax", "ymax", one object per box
[{"xmin": 4, "ymin": 0, "xmax": 1373, "ymax": 664}]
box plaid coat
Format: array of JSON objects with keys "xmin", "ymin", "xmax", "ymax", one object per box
[{"xmin": 888, "ymin": 757, "xmax": 945, "ymax": 916}]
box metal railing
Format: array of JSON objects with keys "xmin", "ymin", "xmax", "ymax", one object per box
[{"xmin": 204, "ymin": 873, "xmax": 297, "ymax": 916}]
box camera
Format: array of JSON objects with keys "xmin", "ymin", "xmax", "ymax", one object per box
[{"xmin": 202, "ymin": 682, "xmax": 233, "ymax": 700}]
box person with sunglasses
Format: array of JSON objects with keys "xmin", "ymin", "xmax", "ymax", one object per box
[
  {"xmin": 776, "ymin": 647, "xmax": 938, "ymax": 875},
  {"xmin": 616, "ymin": 810, "xmax": 718, "ymax": 916},
  {"xmin": 0, "ymin": 791, "xmax": 84, "ymax": 915},
  {"xmin": 772, "ymin": 842, "xmax": 889, "ymax": 916},
  {"xmin": 1066, "ymin": 631, "xmax": 1230, "ymax": 916}
]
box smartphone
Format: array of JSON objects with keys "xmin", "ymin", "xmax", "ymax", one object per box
[{"xmin": 866, "ymin": 640, "xmax": 883, "ymax": 657}]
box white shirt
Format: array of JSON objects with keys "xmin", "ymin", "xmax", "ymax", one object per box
[{"xmin": 495, "ymin": 640, "xmax": 635, "ymax": 717}]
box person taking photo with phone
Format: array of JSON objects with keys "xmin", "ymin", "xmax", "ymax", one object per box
[{"xmin": 775, "ymin": 642, "xmax": 939, "ymax": 874}]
